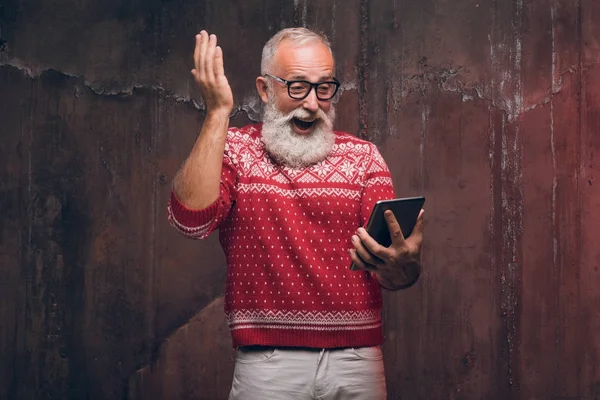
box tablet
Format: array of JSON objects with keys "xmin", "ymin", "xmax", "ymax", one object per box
[{"xmin": 350, "ymin": 196, "xmax": 426, "ymax": 270}]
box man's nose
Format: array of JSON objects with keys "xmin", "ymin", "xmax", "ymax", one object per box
[{"xmin": 302, "ymin": 88, "xmax": 319, "ymax": 112}]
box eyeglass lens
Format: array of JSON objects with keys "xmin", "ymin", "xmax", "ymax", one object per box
[{"xmin": 289, "ymin": 81, "xmax": 337, "ymax": 100}]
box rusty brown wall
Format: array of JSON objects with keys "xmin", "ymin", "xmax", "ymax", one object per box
[{"xmin": 1, "ymin": 0, "xmax": 598, "ymax": 399}]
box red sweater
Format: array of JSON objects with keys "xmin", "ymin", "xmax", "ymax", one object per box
[{"xmin": 168, "ymin": 123, "xmax": 395, "ymax": 348}]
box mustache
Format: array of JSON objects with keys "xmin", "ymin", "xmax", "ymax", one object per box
[{"xmin": 269, "ymin": 105, "xmax": 332, "ymax": 128}]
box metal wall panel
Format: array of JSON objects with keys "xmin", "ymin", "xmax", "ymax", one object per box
[{"xmin": 1, "ymin": 0, "xmax": 597, "ymax": 399}]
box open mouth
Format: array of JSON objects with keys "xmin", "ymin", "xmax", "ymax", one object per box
[{"xmin": 292, "ymin": 117, "xmax": 316, "ymax": 132}]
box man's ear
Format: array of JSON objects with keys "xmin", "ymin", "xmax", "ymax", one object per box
[{"xmin": 256, "ymin": 76, "xmax": 270, "ymax": 104}]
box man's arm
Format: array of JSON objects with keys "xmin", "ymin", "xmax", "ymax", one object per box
[
  {"xmin": 350, "ymin": 144, "xmax": 424, "ymax": 290},
  {"xmin": 173, "ymin": 31, "xmax": 234, "ymax": 210}
]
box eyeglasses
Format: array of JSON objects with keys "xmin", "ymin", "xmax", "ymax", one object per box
[{"xmin": 264, "ymin": 73, "xmax": 341, "ymax": 101}]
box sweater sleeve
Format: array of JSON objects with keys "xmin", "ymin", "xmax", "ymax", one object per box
[
  {"xmin": 360, "ymin": 144, "xmax": 396, "ymax": 226},
  {"xmin": 167, "ymin": 132, "xmax": 238, "ymax": 240}
]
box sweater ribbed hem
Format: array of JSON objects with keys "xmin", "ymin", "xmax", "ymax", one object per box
[
  {"xmin": 230, "ymin": 327, "xmax": 383, "ymax": 349},
  {"xmin": 168, "ymin": 191, "xmax": 220, "ymax": 228}
]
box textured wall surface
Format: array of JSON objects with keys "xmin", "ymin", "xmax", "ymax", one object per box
[{"xmin": 1, "ymin": 0, "xmax": 599, "ymax": 399}]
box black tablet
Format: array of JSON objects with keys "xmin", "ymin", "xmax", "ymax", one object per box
[{"xmin": 350, "ymin": 196, "xmax": 426, "ymax": 270}]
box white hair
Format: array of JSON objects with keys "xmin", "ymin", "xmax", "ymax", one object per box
[{"xmin": 260, "ymin": 27, "xmax": 334, "ymax": 75}]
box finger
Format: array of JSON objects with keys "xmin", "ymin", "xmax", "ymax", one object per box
[
  {"xmin": 349, "ymin": 249, "xmax": 377, "ymax": 272},
  {"xmin": 410, "ymin": 209, "xmax": 425, "ymax": 239},
  {"xmin": 406, "ymin": 209, "xmax": 425, "ymax": 249},
  {"xmin": 204, "ymin": 34, "xmax": 217, "ymax": 82},
  {"xmin": 214, "ymin": 46, "xmax": 225, "ymax": 77},
  {"xmin": 355, "ymin": 226, "xmax": 389, "ymax": 258},
  {"xmin": 192, "ymin": 33, "xmax": 202, "ymax": 79},
  {"xmin": 384, "ymin": 209, "xmax": 406, "ymax": 246},
  {"xmin": 351, "ymin": 234, "xmax": 384, "ymax": 266},
  {"xmin": 198, "ymin": 30, "xmax": 209, "ymax": 80}
]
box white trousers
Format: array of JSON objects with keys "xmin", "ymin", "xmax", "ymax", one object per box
[{"xmin": 228, "ymin": 346, "xmax": 387, "ymax": 400}]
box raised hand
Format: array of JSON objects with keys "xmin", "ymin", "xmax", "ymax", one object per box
[{"xmin": 191, "ymin": 30, "xmax": 234, "ymax": 115}]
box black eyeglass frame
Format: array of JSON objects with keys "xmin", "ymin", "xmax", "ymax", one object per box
[{"xmin": 264, "ymin": 73, "xmax": 341, "ymax": 101}]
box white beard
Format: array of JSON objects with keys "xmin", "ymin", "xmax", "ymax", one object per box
[{"xmin": 261, "ymin": 100, "xmax": 336, "ymax": 168}]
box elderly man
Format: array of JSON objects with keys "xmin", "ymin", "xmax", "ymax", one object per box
[{"xmin": 168, "ymin": 27, "xmax": 424, "ymax": 400}]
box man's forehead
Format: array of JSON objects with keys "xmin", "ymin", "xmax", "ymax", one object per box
[
  {"xmin": 287, "ymin": 72, "xmax": 335, "ymax": 80},
  {"xmin": 272, "ymin": 40, "xmax": 335, "ymax": 76}
]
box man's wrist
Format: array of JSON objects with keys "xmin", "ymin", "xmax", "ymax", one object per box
[
  {"xmin": 206, "ymin": 107, "xmax": 232, "ymax": 120},
  {"xmin": 376, "ymin": 262, "xmax": 421, "ymax": 291}
]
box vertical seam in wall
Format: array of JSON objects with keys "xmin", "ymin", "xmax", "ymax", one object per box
[
  {"xmin": 550, "ymin": 3, "xmax": 560, "ymax": 396},
  {"xmin": 576, "ymin": 0, "xmax": 584, "ymax": 390},
  {"xmin": 147, "ymin": 91, "xmax": 159, "ymax": 368},
  {"xmin": 357, "ymin": 0, "xmax": 369, "ymax": 140}
]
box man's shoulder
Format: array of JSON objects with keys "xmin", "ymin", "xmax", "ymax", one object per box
[
  {"xmin": 334, "ymin": 130, "xmax": 374, "ymax": 144},
  {"xmin": 333, "ymin": 131, "xmax": 378, "ymax": 153},
  {"xmin": 225, "ymin": 123, "xmax": 263, "ymax": 149},
  {"xmin": 223, "ymin": 123, "xmax": 264, "ymax": 159},
  {"xmin": 228, "ymin": 122, "xmax": 262, "ymax": 138}
]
